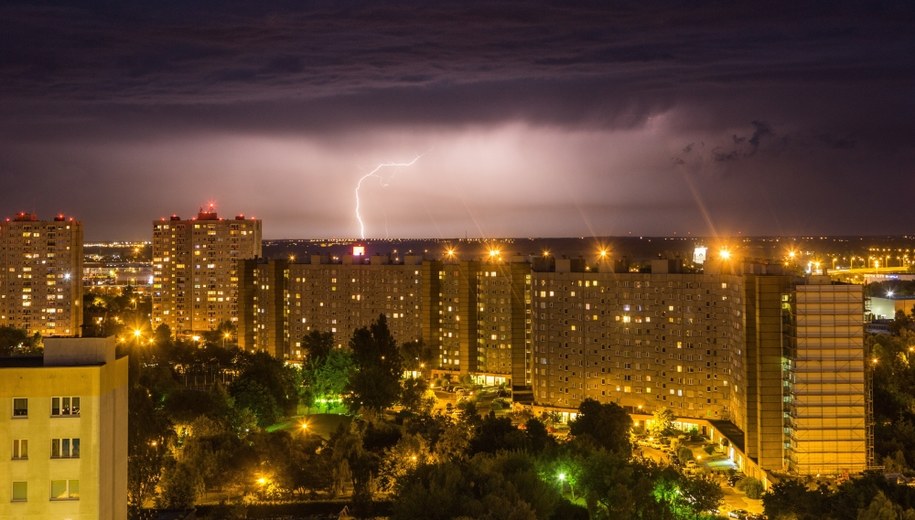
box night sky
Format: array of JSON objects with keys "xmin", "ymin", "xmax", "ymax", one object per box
[{"xmin": 1, "ymin": 1, "xmax": 913, "ymax": 240}]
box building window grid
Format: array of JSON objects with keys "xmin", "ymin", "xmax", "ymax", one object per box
[
  {"xmin": 50, "ymin": 438, "xmax": 80, "ymax": 459},
  {"xmin": 51, "ymin": 396, "xmax": 80, "ymax": 417}
]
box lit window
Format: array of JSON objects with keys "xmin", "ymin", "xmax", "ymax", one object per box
[
  {"xmin": 51, "ymin": 396, "xmax": 80, "ymax": 417},
  {"xmin": 50, "ymin": 480, "xmax": 79, "ymax": 500},
  {"xmin": 12, "ymin": 398, "xmax": 27, "ymax": 417}
]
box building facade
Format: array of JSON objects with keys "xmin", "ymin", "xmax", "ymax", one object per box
[
  {"xmin": 151, "ymin": 207, "xmax": 262, "ymax": 336},
  {"xmin": 239, "ymin": 254, "xmax": 428, "ymax": 359},
  {"xmin": 237, "ymin": 249, "xmax": 870, "ymax": 476},
  {"xmin": 0, "ymin": 337, "xmax": 128, "ymax": 519},
  {"xmin": 785, "ymin": 280, "xmax": 868, "ymax": 475},
  {"xmin": 0, "ymin": 213, "xmax": 83, "ymax": 337}
]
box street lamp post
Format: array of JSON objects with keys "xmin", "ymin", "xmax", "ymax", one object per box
[{"xmin": 557, "ymin": 471, "xmax": 575, "ymax": 500}]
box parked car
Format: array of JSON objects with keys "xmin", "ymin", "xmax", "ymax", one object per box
[{"xmin": 728, "ymin": 509, "xmax": 749, "ymax": 519}]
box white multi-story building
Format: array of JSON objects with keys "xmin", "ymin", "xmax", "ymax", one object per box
[{"xmin": 0, "ymin": 337, "xmax": 128, "ymax": 519}]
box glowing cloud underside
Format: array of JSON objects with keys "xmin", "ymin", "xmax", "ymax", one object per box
[{"xmin": 354, "ymin": 155, "xmax": 422, "ymax": 239}]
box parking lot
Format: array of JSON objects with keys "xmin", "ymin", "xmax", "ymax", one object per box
[{"xmin": 634, "ymin": 435, "xmax": 765, "ymax": 519}]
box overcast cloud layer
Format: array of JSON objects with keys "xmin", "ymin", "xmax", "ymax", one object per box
[{"xmin": 1, "ymin": 1, "xmax": 913, "ymax": 240}]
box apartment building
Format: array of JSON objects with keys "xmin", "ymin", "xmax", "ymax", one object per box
[
  {"xmin": 0, "ymin": 213, "xmax": 83, "ymax": 337},
  {"xmin": 239, "ymin": 253, "xmax": 428, "ymax": 359},
  {"xmin": 151, "ymin": 207, "xmax": 262, "ymax": 336},
  {"xmin": 0, "ymin": 337, "xmax": 128, "ymax": 519},
  {"xmin": 530, "ymin": 259, "xmax": 868, "ymax": 475},
  {"xmin": 530, "ymin": 258, "xmax": 746, "ymax": 424},
  {"xmin": 237, "ymin": 247, "xmax": 869, "ymax": 476}
]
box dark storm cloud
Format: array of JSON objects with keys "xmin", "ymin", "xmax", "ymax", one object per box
[
  {"xmin": 0, "ymin": 0, "xmax": 914, "ymax": 238},
  {"xmin": 2, "ymin": 1, "xmax": 913, "ymax": 138}
]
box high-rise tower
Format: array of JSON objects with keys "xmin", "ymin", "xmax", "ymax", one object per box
[
  {"xmin": 151, "ymin": 206, "xmax": 261, "ymax": 336},
  {"xmin": 0, "ymin": 213, "xmax": 83, "ymax": 337}
]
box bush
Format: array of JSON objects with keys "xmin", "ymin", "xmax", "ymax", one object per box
[
  {"xmin": 703, "ymin": 444, "xmax": 716, "ymax": 455},
  {"xmin": 677, "ymin": 446, "xmax": 694, "ymax": 463},
  {"xmin": 737, "ymin": 477, "xmax": 764, "ymax": 499}
]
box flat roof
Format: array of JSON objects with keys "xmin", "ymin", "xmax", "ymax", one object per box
[
  {"xmin": 0, "ymin": 356, "xmax": 44, "ymax": 368},
  {"xmin": 709, "ymin": 419, "xmax": 746, "ymax": 452}
]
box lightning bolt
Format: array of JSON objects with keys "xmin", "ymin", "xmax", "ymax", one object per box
[{"xmin": 354, "ymin": 154, "xmax": 422, "ymax": 239}]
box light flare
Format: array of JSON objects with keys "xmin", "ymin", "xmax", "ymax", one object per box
[{"xmin": 354, "ymin": 155, "xmax": 422, "ymax": 239}]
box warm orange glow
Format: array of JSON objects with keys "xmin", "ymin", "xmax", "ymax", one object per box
[{"xmin": 719, "ymin": 248, "xmax": 731, "ymax": 260}]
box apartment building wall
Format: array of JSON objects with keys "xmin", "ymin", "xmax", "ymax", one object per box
[
  {"xmin": 530, "ymin": 268, "xmax": 746, "ymax": 429},
  {"xmin": 742, "ymin": 275, "xmax": 793, "ymax": 470},
  {"xmin": 282, "ymin": 255, "xmax": 426, "ymax": 358},
  {"xmin": 472, "ymin": 258, "xmax": 530, "ymax": 386},
  {"xmin": 434, "ymin": 259, "xmax": 479, "ymax": 373},
  {"xmin": 238, "ymin": 258, "xmax": 288, "ymax": 358},
  {"xmin": 0, "ymin": 213, "xmax": 83, "ymax": 337},
  {"xmin": 787, "ymin": 280, "xmax": 868, "ymax": 475},
  {"xmin": 0, "ymin": 337, "xmax": 128, "ymax": 520}
]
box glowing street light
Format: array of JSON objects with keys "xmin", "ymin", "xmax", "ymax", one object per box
[
  {"xmin": 556, "ymin": 470, "xmax": 575, "ymax": 499},
  {"xmin": 718, "ymin": 248, "xmax": 731, "ymax": 261}
]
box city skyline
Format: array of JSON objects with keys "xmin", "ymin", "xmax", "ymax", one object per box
[{"xmin": 1, "ymin": 2, "xmax": 913, "ymax": 241}]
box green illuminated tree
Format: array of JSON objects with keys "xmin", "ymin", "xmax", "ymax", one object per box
[
  {"xmin": 302, "ymin": 348, "xmax": 354, "ymax": 412},
  {"xmin": 651, "ymin": 407, "xmax": 676, "ymax": 435}
]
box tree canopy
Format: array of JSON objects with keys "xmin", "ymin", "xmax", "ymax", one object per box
[
  {"xmin": 345, "ymin": 314, "xmax": 403, "ymax": 413},
  {"xmin": 569, "ymin": 398, "xmax": 632, "ymax": 457}
]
